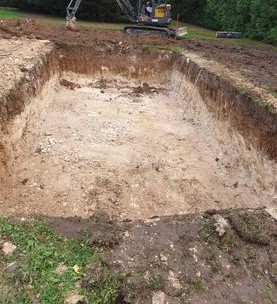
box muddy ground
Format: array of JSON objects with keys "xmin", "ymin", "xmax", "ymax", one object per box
[{"xmin": 0, "ymin": 18, "xmax": 276, "ymax": 93}]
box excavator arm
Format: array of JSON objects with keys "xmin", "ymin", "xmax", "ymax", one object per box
[
  {"xmin": 66, "ymin": 0, "xmax": 82, "ymax": 24},
  {"xmin": 66, "ymin": 0, "xmax": 138, "ymax": 26},
  {"xmin": 114, "ymin": 0, "xmax": 138, "ymax": 22}
]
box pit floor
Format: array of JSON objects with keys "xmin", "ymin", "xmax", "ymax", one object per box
[{"xmin": 1, "ymin": 75, "xmax": 274, "ymax": 219}]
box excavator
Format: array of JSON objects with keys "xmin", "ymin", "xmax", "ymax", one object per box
[{"xmin": 66, "ymin": 0, "xmax": 187, "ymax": 38}]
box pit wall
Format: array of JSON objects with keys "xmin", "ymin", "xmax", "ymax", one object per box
[
  {"xmin": 170, "ymin": 56, "xmax": 277, "ymax": 192},
  {"xmin": 1, "ymin": 44, "xmax": 276, "ymax": 193},
  {"xmin": 0, "ymin": 47, "xmax": 59, "ymax": 187}
]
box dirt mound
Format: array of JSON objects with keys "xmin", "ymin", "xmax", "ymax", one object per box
[{"xmin": 132, "ymin": 82, "xmax": 160, "ymax": 94}]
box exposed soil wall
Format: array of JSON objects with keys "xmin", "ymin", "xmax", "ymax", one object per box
[
  {"xmin": 57, "ymin": 44, "xmax": 173, "ymax": 81},
  {"xmin": 172, "ymin": 55, "xmax": 277, "ymax": 161},
  {"xmin": 0, "ymin": 48, "xmax": 58, "ymax": 134},
  {"xmin": 0, "ymin": 44, "xmax": 58, "ymax": 188}
]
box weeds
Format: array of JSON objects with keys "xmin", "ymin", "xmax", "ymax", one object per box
[
  {"xmin": 253, "ymin": 97, "xmax": 275, "ymax": 113},
  {"xmin": 231, "ymin": 213, "xmax": 272, "ymax": 245},
  {"xmin": 220, "ymin": 232, "xmax": 236, "ymax": 253},
  {"xmin": 264, "ymin": 86, "xmax": 277, "ymax": 98},
  {"xmin": 201, "ymin": 226, "xmax": 215, "ymax": 239},
  {"xmin": 190, "ymin": 278, "xmax": 205, "ymax": 293},
  {"xmin": 0, "ymin": 218, "xmax": 92, "ymax": 303},
  {"xmin": 150, "ymin": 273, "xmax": 164, "ymax": 290},
  {"xmin": 0, "ymin": 218, "xmax": 123, "ymax": 304},
  {"xmin": 236, "ymin": 85, "xmax": 275, "ymax": 113},
  {"xmin": 143, "ymin": 44, "xmax": 185, "ymax": 53},
  {"xmin": 236, "ymin": 85, "xmax": 249, "ymax": 97}
]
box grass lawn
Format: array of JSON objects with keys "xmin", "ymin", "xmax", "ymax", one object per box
[
  {"xmin": 0, "ymin": 218, "xmax": 122, "ymax": 303},
  {"xmin": 0, "ymin": 6, "xmax": 25, "ymax": 19}
]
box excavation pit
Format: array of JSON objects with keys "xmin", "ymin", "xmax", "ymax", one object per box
[{"xmin": 0, "ymin": 39, "xmax": 276, "ymax": 219}]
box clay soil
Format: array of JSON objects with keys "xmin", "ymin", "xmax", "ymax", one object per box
[{"xmin": 0, "ymin": 18, "xmax": 276, "ymax": 92}]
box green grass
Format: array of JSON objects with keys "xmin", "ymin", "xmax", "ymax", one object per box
[
  {"xmin": 234, "ymin": 213, "xmax": 272, "ymax": 245},
  {"xmin": 236, "ymin": 85, "xmax": 276, "ymax": 114},
  {"xmin": 27, "ymin": 12, "xmax": 125, "ymax": 31},
  {"xmin": 143, "ymin": 44, "xmax": 185, "ymax": 53},
  {"xmin": 220, "ymin": 232, "xmax": 236, "ymax": 253},
  {"xmin": 201, "ymin": 226, "xmax": 215, "ymax": 239},
  {"xmin": 0, "ymin": 218, "xmax": 122, "ymax": 304},
  {"xmin": 0, "ymin": 7, "xmax": 25, "ymax": 20},
  {"xmin": 150, "ymin": 273, "xmax": 164, "ymax": 291},
  {"xmin": 190, "ymin": 278, "xmax": 205, "ymax": 293}
]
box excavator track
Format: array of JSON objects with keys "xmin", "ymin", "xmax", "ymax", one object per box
[{"xmin": 124, "ymin": 25, "xmax": 174, "ymax": 37}]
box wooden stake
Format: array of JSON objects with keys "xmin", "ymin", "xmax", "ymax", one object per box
[{"xmin": 175, "ymin": 13, "xmax": 179, "ymax": 40}]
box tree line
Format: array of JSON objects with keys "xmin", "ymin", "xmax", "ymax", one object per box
[{"xmin": 1, "ymin": 0, "xmax": 276, "ymax": 43}]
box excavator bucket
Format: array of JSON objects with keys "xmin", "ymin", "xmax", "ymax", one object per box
[
  {"xmin": 66, "ymin": 18, "xmax": 77, "ymax": 31},
  {"xmin": 176, "ymin": 27, "xmax": 188, "ymax": 38}
]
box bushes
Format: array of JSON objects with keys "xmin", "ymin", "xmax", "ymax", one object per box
[
  {"xmin": 2, "ymin": 0, "xmax": 276, "ymax": 43},
  {"xmin": 171, "ymin": 0, "xmax": 277, "ymax": 43}
]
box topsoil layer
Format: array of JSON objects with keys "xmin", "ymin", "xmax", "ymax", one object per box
[{"xmin": 0, "ymin": 18, "xmax": 276, "ymax": 93}]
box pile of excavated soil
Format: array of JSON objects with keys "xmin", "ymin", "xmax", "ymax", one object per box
[{"xmin": 0, "ymin": 18, "xmax": 276, "ymax": 92}]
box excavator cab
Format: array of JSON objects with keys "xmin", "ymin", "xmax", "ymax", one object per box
[
  {"xmin": 139, "ymin": 0, "xmax": 171, "ymax": 26},
  {"xmin": 124, "ymin": 0, "xmax": 174, "ymax": 37}
]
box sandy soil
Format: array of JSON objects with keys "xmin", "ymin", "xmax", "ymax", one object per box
[{"xmin": 0, "ymin": 75, "xmax": 274, "ymax": 219}]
